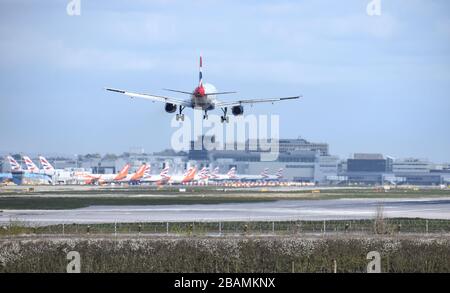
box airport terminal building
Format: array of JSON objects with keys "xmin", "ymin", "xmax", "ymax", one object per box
[
  {"xmin": 2, "ymin": 137, "xmax": 449, "ymax": 186},
  {"xmin": 338, "ymin": 154, "xmax": 450, "ymax": 186},
  {"xmin": 187, "ymin": 136, "xmax": 339, "ymax": 184}
]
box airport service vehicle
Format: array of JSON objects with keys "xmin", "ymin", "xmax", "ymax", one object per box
[{"xmin": 106, "ymin": 57, "xmax": 301, "ymax": 122}]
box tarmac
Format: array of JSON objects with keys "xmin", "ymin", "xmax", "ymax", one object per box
[{"xmin": 1, "ymin": 197, "xmax": 449, "ymax": 224}]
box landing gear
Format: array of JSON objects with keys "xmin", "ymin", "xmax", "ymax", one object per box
[
  {"xmin": 220, "ymin": 107, "xmax": 229, "ymax": 123},
  {"xmin": 176, "ymin": 106, "xmax": 185, "ymax": 121}
]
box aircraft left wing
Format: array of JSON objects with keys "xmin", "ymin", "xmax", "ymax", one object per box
[
  {"xmin": 105, "ymin": 88, "xmax": 192, "ymax": 107},
  {"xmin": 215, "ymin": 95, "xmax": 301, "ymax": 107}
]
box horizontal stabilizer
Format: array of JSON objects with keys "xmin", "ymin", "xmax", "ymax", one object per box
[{"xmin": 163, "ymin": 88, "xmax": 237, "ymax": 96}]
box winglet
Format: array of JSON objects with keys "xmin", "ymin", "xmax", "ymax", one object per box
[{"xmin": 105, "ymin": 88, "xmax": 125, "ymax": 94}]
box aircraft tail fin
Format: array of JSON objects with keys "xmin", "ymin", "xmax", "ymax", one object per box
[
  {"xmin": 183, "ymin": 167, "xmax": 197, "ymax": 182},
  {"xmin": 160, "ymin": 166, "xmax": 170, "ymax": 179},
  {"xmin": 199, "ymin": 56, "xmax": 203, "ymax": 87},
  {"xmin": 261, "ymin": 168, "xmax": 269, "ymax": 178},
  {"xmin": 227, "ymin": 167, "xmax": 236, "ymax": 178},
  {"xmin": 39, "ymin": 156, "xmax": 55, "ymax": 172},
  {"xmin": 199, "ymin": 167, "xmax": 209, "ymax": 179},
  {"xmin": 7, "ymin": 156, "xmax": 22, "ymax": 171},
  {"xmin": 23, "ymin": 155, "xmax": 39, "ymax": 173},
  {"xmin": 115, "ymin": 164, "xmax": 130, "ymax": 180},
  {"xmin": 276, "ymin": 168, "xmax": 284, "ymax": 179}
]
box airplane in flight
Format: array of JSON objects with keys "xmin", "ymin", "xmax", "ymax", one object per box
[{"xmin": 106, "ymin": 57, "xmax": 301, "ymax": 122}]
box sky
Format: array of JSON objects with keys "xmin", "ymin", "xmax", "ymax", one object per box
[{"xmin": 0, "ymin": 0, "xmax": 449, "ymax": 162}]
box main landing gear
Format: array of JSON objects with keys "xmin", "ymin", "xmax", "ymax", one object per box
[
  {"xmin": 175, "ymin": 107, "xmax": 230, "ymax": 122},
  {"xmin": 176, "ymin": 106, "xmax": 185, "ymax": 121},
  {"xmin": 220, "ymin": 107, "xmax": 229, "ymax": 123}
]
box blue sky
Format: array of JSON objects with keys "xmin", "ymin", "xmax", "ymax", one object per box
[{"xmin": 0, "ymin": 0, "xmax": 449, "ymax": 162}]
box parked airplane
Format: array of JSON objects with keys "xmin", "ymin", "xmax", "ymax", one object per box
[
  {"xmin": 126, "ymin": 163, "xmax": 150, "ymax": 184},
  {"xmin": 209, "ymin": 167, "xmax": 237, "ymax": 181},
  {"xmin": 262, "ymin": 168, "xmax": 284, "ymax": 181},
  {"xmin": 165, "ymin": 167, "xmax": 197, "ymax": 185},
  {"xmin": 39, "ymin": 156, "xmax": 94, "ymax": 184},
  {"xmin": 22, "ymin": 155, "xmax": 40, "ymax": 173},
  {"xmin": 39, "ymin": 156, "xmax": 55, "ymax": 173},
  {"xmin": 106, "ymin": 57, "xmax": 301, "ymax": 122},
  {"xmin": 89, "ymin": 164, "xmax": 131, "ymax": 184},
  {"xmin": 196, "ymin": 167, "xmax": 210, "ymax": 181},
  {"xmin": 6, "ymin": 156, "xmax": 22, "ymax": 172},
  {"xmin": 227, "ymin": 168, "xmax": 283, "ymax": 182},
  {"xmin": 6, "ymin": 155, "xmax": 52, "ymax": 184},
  {"xmin": 141, "ymin": 166, "xmax": 170, "ymax": 184}
]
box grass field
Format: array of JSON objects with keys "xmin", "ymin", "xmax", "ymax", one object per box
[
  {"xmin": 1, "ymin": 218, "xmax": 450, "ymax": 236},
  {"xmin": 0, "ymin": 186, "xmax": 449, "ymax": 209}
]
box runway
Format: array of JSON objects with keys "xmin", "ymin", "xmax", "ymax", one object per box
[{"xmin": 1, "ymin": 197, "xmax": 449, "ymax": 224}]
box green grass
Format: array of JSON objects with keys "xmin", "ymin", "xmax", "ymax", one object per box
[
  {"xmin": 2, "ymin": 219, "xmax": 450, "ymax": 236},
  {"xmin": 0, "ymin": 196, "xmax": 278, "ymax": 210},
  {"xmin": 0, "ymin": 187, "xmax": 449, "ymax": 209}
]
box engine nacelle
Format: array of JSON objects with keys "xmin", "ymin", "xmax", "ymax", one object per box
[
  {"xmin": 165, "ymin": 103, "xmax": 177, "ymax": 113},
  {"xmin": 232, "ymin": 105, "xmax": 244, "ymax": 116}
]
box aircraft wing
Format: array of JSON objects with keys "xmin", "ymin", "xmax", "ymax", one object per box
[
  {"xmin": 215, "ymin": 96, "xmax": 301, "ymax": 107},
  {"xmin": 105, "ymin": 88, "xmax": 192, "ymax": 107}
]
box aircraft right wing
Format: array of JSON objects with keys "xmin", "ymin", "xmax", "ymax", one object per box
[
  {"xmin": 215, "ymin": 96, "xmax": 301, "ymax": 107},
  {"xmin": 105, "ymin": 88, "xmax": 192, "ymax": 107}
]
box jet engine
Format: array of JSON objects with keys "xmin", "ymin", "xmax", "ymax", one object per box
[
  {"xmin": 231, "ymin": 105, "xmax": 244, "ymax": 116},
  {"xmin": 165, "ymin": 103, "xmax": 177, "ymax": 113}
]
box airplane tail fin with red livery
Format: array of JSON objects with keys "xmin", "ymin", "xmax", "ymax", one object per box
[
  {"xmin": 276, "ymin": 168, "xmax": 284, "ymax": 179},
  {"xmin": 227, "ymin": 167, "xmax": 236, "ymax": 179},
  {"xmin": 39, "ymin": 156, "xmax": 55, "ymax": 173},
  {"xmin": 261, "ymin": 168, "xmax": 269, "ymax": 179},
  {"xmin": 7, "ymin": 156, "xmax": 22, "ymax": 172},
  {"xmin": 23, "ymin": 155, "xmax": 40, "ymax": 173}
]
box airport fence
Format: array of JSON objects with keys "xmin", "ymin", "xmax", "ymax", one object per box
[{"xmin": 1, "ymin": 218, "xmax": 450, "ymax": 236}]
